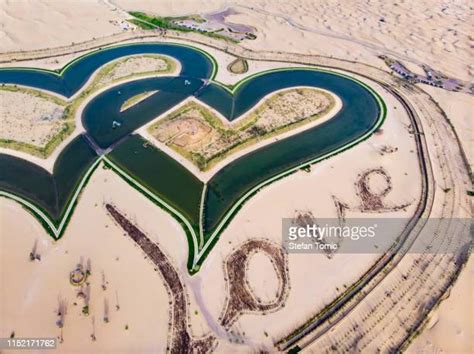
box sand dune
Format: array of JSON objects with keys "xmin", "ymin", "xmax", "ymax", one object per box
[
  {"xmin": 2, "ymin": 0, "xmax": 471, "ymax": 83},
  {"xmin": 0, "ymin": 0, "xmax": 471, "ymax": 352},
  {"xmin": 0, "ymin": 0, "xmax": 121, "ymax": 52}
]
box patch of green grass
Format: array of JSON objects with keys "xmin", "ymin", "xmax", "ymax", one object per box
[
  {"xmin": 172, "ymin": 14, "xmax": 206, "ymax": 24},
  {"xmin": 128, "ymin": 11, "xmax": 239, "ymax": 43},
  {"xmin": 129, "ymin": 12, "xmax": 184, "ymax": 31}
]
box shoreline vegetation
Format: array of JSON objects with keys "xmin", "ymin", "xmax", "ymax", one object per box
[
  {"xmin": 0, "ymin": 54, "xmax": 176, "ymax": 158},
  {"xmin": 148, "ymin": 88, "xmax": 336, "ymax": 171},
  {"xmin": 127, "ymin": 12, "xmax": 241, "ymax": 43}
]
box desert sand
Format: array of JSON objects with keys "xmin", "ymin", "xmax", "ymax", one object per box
[
  {"xmin": 139, "ymin": 86, "xmax": 342, "ymax": 181},
  {"xmin": 1, "ymin": 0, "xmax": 470, "ymax": 167},
  {"xmin": 1, "ymin": 68, "xmax": 425, "ymax": 352},
  {"xmin": 0, "ymin": 168, "xmax": 185, "ymax": 353},
  {"xmin": 0, "ymin": 87, "xmax": 66, "ymax": 146},
  {"xmin": 0, "ymin": 0, "xmax": 472, "ymax": 352},
  {"xmin": 145, "ymin": 87, "xmax": 339, "ymax": 175},
  {"xmin": 0, "ymin": 53, "xmax": 179, "ymax": 172},
  {"xmin": 96, "ymin": 54, "xmax": 174, "ymax": 87}
]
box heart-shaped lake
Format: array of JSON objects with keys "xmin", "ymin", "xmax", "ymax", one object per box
[{"xmin": 0, "ymin": 42, "xmax": 385, "ymax": 272}]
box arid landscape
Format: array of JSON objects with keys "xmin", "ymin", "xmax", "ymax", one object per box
[
  {"xmin": 0, "ymin": 1, "xmax": 471, "ymax": 353},
  {"xmin": 147, "ymin": 88, "xmax": 337, "ymax": 171},
  {"xmin": 0, "ymin": 86, "xmax": 67, "ymax": 147}
]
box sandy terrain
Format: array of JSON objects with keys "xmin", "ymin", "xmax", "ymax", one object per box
[
  {"xmin": 96, "ymin": 55, "xmax": 173, "ymax": 87},
  {"xmin": 1, "ymin": 0, "xmax": 470, "ymax": 170},
  {"xmin": 408, "ymin": 256, "xmax": 473, "ymax": 354},
  {"xmin": 246, "ymin": 252, "xmax": 280, "ymax": 304},
  {"xmin": 237, "ymin": 1, "xmax": 471, "ymax": 80},
  {"xmin": 1, "ymin": 70, "xmax": 424, "ymax": 351},
  {"xmin": 120, "ymin": 90, "xmax": 158, "ymax": 112},
  {"xmin": 2, "ymin": 0, "xmax": 470, "ymax": 82},
  {"xmin": 139, "ymin": 87, "xmax": 342, "ymax": 181},
  {"xmin": 0, "ymin": 0, "xmax": 123, "ymax": 52},
  {"xmin": 0, "ymin": 0, "xmax": 471, "ymax": 352},
  {"xmin": 0, "ymin": 166, "xmax": 192, "ymax": 353},
  {"xmin": 148, "ymin": 87, "xmax": 336, "ymax": 171},
  {"xmin": 422, "ymin": 86, "xmax": 473, "ymax": 171},
  {"xmin": 0, "ymin": 87, "xmax": 65, "ymax": 146}
]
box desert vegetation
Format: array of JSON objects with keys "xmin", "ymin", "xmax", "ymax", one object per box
[
  {"xmin": 219, "ymin": 239, "xmax": 290, "ymax": 330},
  {"xmin": 0, "ymin": 86, "xmax": 73, "ymax": 157},
  {"xmin": 148, "ymin": 88, "xmax": 336, "ymax": 171},
  {"xmin": 105, "ymin": 204, "xmax": 216, "ymax": 353},
  {"xmin": 95, "ymin": 54, "xmax": 175, "ymax": 87},
  {"xmin": 331, "ymin": 168, "xmax": 412, "ymax": 221},
  {"xmin": 120, "ymin": 91, "xmax": 158, "ymax": 112}
]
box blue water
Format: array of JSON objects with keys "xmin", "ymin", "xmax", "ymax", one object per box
[
  {"xmin": 0, "ymin": 43, "xmax": 213, "ymax": 97},
  {"xmin": 0, "ymin": 42, "xmax": 381, "ymax": 241}
]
